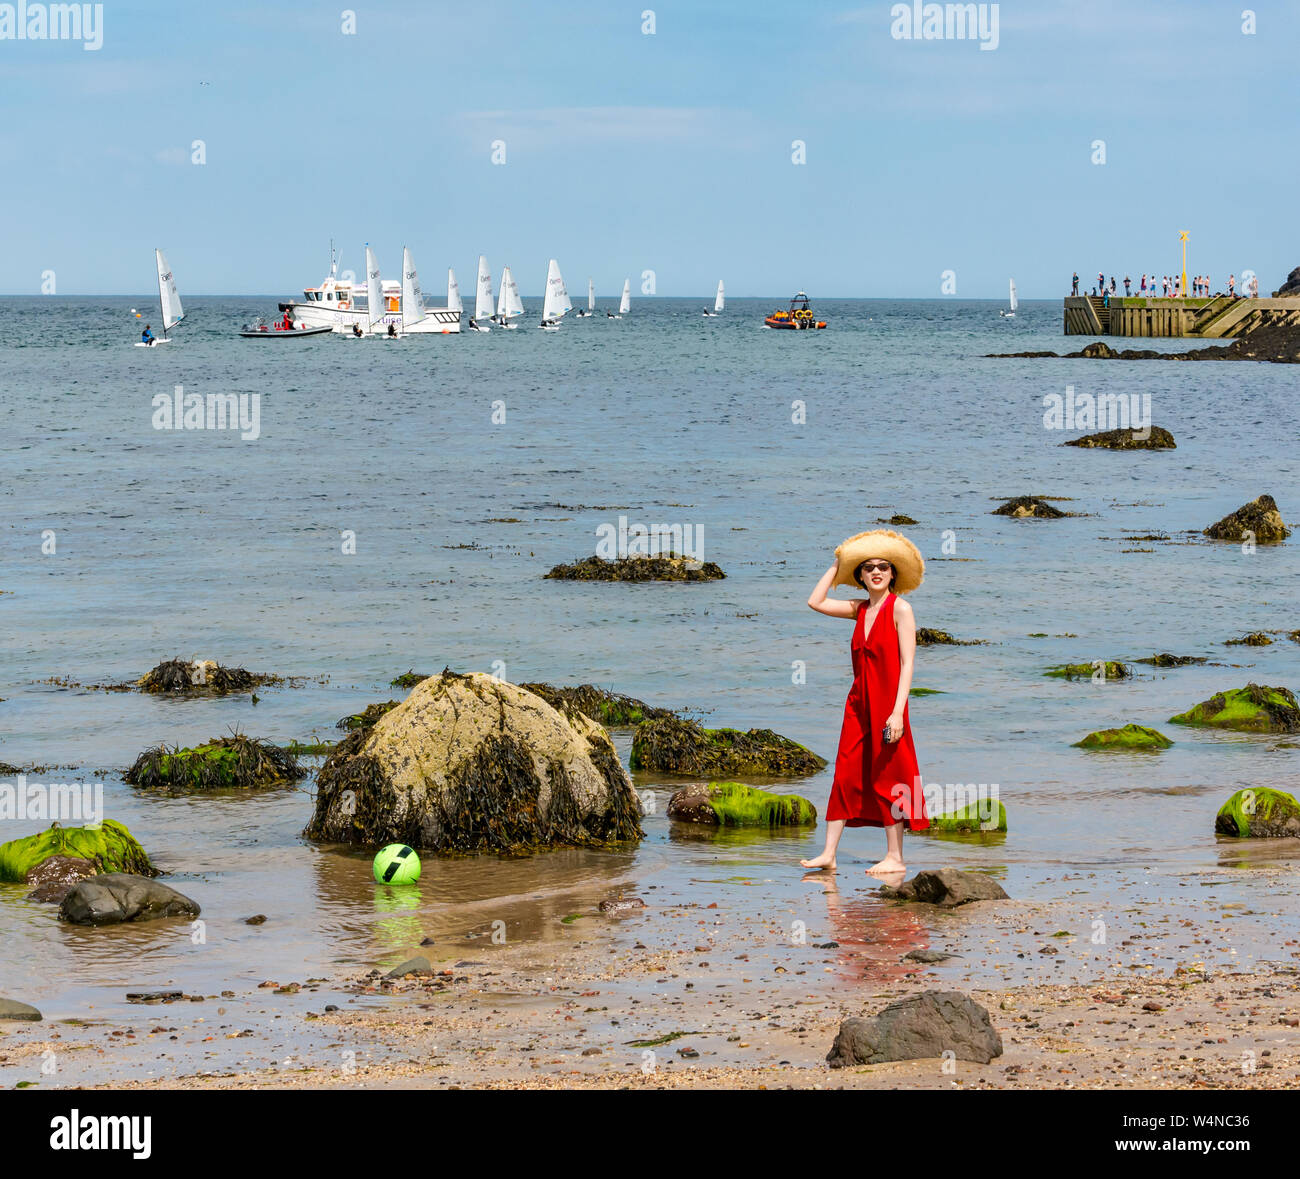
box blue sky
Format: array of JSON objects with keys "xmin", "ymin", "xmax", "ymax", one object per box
[{"xmin": 3, "ymin": 0, "xmax": 1296, "ymax": 296}]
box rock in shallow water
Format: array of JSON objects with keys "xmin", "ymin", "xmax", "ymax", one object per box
[
  {"xmin": 630, "ymin": 716, "xmax": 827, "ymax": 777},
  {"xmin": 1203, "ymin": 494, "xmax": 1291, "ymax": 545},
  {"xmin": 1169, "ymin": 684, "xmax": 1300, "ymax": 733},
  {"xmin": 1062, "ymin": 426, "xmax": 1176, "ymax": 450},
  {"xmin": 666, "ymin": 782, "xmax": 817, "ymax": 827},
  {"xmin": 305, "ymin": 670, "xmax": 643, "ymax": 853},
  {"xmin": 0, "ymin": 998, "xmax": 42, "ymax": 1021},
  {"xmin": 59, "ymin": 874, "xmax": 200, "ymax": 926},
  {"xmin": 1215, "ymin": 788, "xmax": 1300, "ymax": 838},
  {"xmin": 827, "ymin": 990, "xmax": 1002, "ymax": 1066},
  {"xmin": 879, "ymin": 868, "xmax": 1009, "ymax": 907}
]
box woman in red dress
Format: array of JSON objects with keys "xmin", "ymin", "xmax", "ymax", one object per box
[{"xmin": 801, "ymin": 529, "xmax": 928, "ymax": 876}]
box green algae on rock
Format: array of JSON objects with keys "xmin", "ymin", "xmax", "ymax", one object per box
[
  {"xmin": 1215, "ymin": 788, "xmax": 1300, "ymax": 838},
  {"xmin": 1169, "ymin": 683, "xmax": 1300, "ymax": 733},
  {"xmin": 305, "ymin": 670, "xmax": 643, "ymax": 854},
  {"xmin": 922, "ymin": 800, "xmax": 1008, "ymax": 834},
  {"xmin": 1135, "ymin": 653, "xmax": 1207, "ymax": 667},
  {"xmin": 544, "ymin": 555, "xmax": 726, "ymax": 582},
  {"xmin": 519, "ymin": 683, "xmax": 675, "ymax": 727},
  {"xmin": 137, "ymin": 659, "xmax": 279, "ymax": 694},
  {"xmin": 390, "ymin": 671, "xmax": 430, "ymax": 689},
  {"xmin": 1044, "ymin": 661, "xmax": 1133, "ymax": 681},
  {"xmin": 1073, "ymin": 724, "xmax": 1173, "ymax": 750},
  {"xmin": 337, "ymin": 701, "xmax": 400, "ymax": 731},
  {"xmin": 629, "ymin": 715, "xmax": 827, "ymax": 777},
  {"xmin": 0, "ymin": 820, "xmax": 154, "ymax": 883},
  {"xmin": 1203, "ymin": 494, "xmax": 1291, "ymax": 545},
  {"xmin": 125, "ymin": 735, "xmax": 305, "ymax": 791},
  {"xmin": 666, "ymin": 781, "xmax": 817, "ymax": 827},
  {"xmin": 915, "ymin": 628, "xmax": 982, "ymax": 646},
  {"xmin": 1224, "ymin": 632, "xmax": 1273, "ymax": 647}
]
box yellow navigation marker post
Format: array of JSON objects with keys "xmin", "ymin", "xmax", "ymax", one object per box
[{"xmin": 1180, "ymin": 230, "xmax": 1189, "ymax": 298}]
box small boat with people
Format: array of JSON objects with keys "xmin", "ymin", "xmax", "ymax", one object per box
[
  {"xmin": 134, "ymin": 248, "xmax": 184, "ymax": 346},
  {"xmin": 703, "ymin": 279, "xmax": 724, "ymax": 317},
  {"xmin": 764, "ymin": 291, "xmax": 826, "ymax": 330},
  {"xmin": 240, "ymin": 316, "xmax": 333, "ymax": 339},
  {"xmin": 608, "ymin": 278, "xmax": 630, "ymax": 319},
  {"xmin": 999, "ymin": 278, "xmax": 1018, "ymax": 318},
  {"xmin": 539, "ymin": 259, "xmax": 572, "ymax": 330}
]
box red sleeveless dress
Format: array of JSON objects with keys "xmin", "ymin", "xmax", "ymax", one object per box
[{"xmin": 826, "ymin": 594, "xmax": 928, "ymax": 830}]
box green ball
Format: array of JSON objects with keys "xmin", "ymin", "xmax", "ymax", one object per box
[{"xmin": 373, "ymin": 843, "xmax": 421, "ymax": 884}]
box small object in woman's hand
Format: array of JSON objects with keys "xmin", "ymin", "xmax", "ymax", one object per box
[{"xmin": 881, "ymin": 724, "xmax": 895, "ymax": 744}]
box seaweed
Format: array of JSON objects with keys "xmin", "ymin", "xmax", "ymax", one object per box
[
  {"xmin": 519, "ymin": 682, "xmax": 675, "ymax": 727},
  {"xmin": 137, "ymin": 659, "xmax": 280, "ymax": 694},
  {"xmin": 125, "ymin": 735, "xmax": 305, "ymax": 791},
  {"xmin": 1073, "ymin": 724, "xmax": 1172, "ymax": 750},
  {"xmin": 0, "ymin": 819, "xmax": 154, "ymax": 882},
  {"xmin": 336, "ymin": 701, "xmax": 400, "ymax": 731},
  {"xmin": 544, "ymin": 555, "xmax": 726, "ymax": 582},
  {"xmin": 630, "ymin": 716, "xmax": 827, "ymax": 777},
  {"xmin": 1044, "ymin": 661, "xmax": 1133, "ymax": 680}
]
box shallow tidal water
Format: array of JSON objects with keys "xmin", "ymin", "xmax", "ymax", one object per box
[{"xmin": 1, "ymin": 295, "xmax": 1298, "ymax": 1082}]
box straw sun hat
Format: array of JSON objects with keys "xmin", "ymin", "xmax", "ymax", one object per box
[{"xmin": 833, "ymin": 529, "xmax": 925, "ymax": 595}]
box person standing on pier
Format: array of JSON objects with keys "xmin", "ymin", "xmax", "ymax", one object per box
[
  {"xmin": 1072, "ymin": 272, "xmax": 1079, "ymax": 295},
  {"xmin": 1098, "ymin": 271, "xmax": 1104, "ymax": 296},
  {"xmin": 1229, "ymin": 274, "xmax": 1236, "ymax": 298},
  {"xmin": 1124, "ymin": 275, "xmax": 1131, "ymax": 296},
  {"xmin": 801, "ymin": 531, "xmax": 929, "ymax": 876},
  {"xmin": 1140, "ymin": 274, "xmax": 1147, "ymax": 295}
]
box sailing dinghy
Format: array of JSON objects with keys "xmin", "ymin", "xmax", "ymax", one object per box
[
  {"xmin": 539, "ymin": 259, "xmax": 572, "ymax": 330},
  {"xmin": 134, "ymin": 249, "xmax": 184, "ymax": 345},
  {"xmin": 703, "ymin": 279, "xmax": 724, "ymax": 317},
  {"xmin": 496, "ymin": 266, "xmax": 524, "ymax": 328},
  {"xmin": 1001, "ymin": 279, "xmax": 1018, "ymax": 318},
  {"xmin": 609, "ymin": 278, "xmax": 630, "ymax": 318}
]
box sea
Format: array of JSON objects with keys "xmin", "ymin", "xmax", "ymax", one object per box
[{"xmin": 1, "ymin": 295, "xmax": 1297, "ymax": 1081}]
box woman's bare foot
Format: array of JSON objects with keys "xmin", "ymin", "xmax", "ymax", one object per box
[
  {"xmin": 800, "ymin": 853, "xmax": 837, "ymax": 871},
  {"xmin": 867, "ymin": 856, "xmax": 905, "ymax": 876}
]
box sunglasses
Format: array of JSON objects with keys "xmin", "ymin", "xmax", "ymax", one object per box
[{"xmin": 860, "ymin": 562, "xmax": 893, "ymax": 574}]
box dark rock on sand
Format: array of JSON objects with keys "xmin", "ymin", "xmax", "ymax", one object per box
[
  {"xmin": 1204, "ymin": 495, "xmax": 1291, "ymax": 545},
  {"xmin": 992, "ymin": 496, "xmax": 1068, "ymax": 519},
  {"xmin": 827, "ymin": 991, "xmax": 1002, "ymax": 1067},
  {"xmin": 384, "ymin": 956, "xmax": 433, "ymax": 979},
  {"xmin": 1169, "ymin": 683, "xmax": 1300, "ymax": 733},
  {"xmin": 904, "ymin": 949, "xmax": 960, "ymax": 963},
  {"xmin": 1135, "ymin": 653, "xmax": 1207, "ymax": 667},
  {"xmin": 59, "ymin": 874, "xmax": 201, "ymax": 926},
  {"xmin": 306, "ymin": 671, "xmax": 643, "ymax": 853},
  {"xmin": 879, "ymin": 868, "xmax": 1009, "ymax": 907},
  {"xmin": 599, "ymin": 896, "xmax": 647, "ymax": 914},
  {"xmin": 1215, "ymin": 788, "xmax": 1300, "ymax": 839},
  {"xmin": 630, "ymin": 715, "xmax": 827, "ymax": 777},
  {"xmin": 544, "ymin": 555, "xmax": 725, "ymax": 582},
  {"xmin": 0, "ymin": 998, "xmax": 42, "ymax": 1021},
  {"xmin": 519, "ymin": 683, "xmax": 675, "ymax": 726},
  {"xmin": 666, "ymin": 782, "xmax": 817, "ymax": 827},
  {"xmin": 1062, "ymin": 426, "xmax": 1175, "ymax": 450}
]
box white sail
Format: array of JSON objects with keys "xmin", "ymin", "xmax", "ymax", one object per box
[
  {"xmin": 447, "ymin": 268, "xmax": 462, "ymax": 314},
  {"xmin": 1009, "ymin": 278, "xmax": 1018, "ymax": 312},
  {"xmin": 497, "ymin": 267, "xmax": 509, "ymax": 320},
  {"xmin": 715, "ymin": 280, "xmax": 725, "ymax": 313},
  {"xmin": 402, "ymin": 247, "xmax": 425, "ymax": 327},
  {"xmin": 366, "ymin": 246, "xmax": 385, "ymax": 328},
  {"xmin": 619, "ymin": 278, "xmax": 631, "ymax": 315},
  {"xmin": 543, "ymin": 259, "xmax": 572, "ymax": 321},
  {"xmin": 156, "ymin": 249, "xmax": 183, "ymax": 331},
  {"xmin": 588, "ymin": 278, "xmax": 595, "ymax": 312},
  {"xmin": 476, "ymin": 255, "xmax": 494, "ymax": 320},
  {"xmin": 504, "ymin": 268, "xmax": 524, "ymax": 318}
]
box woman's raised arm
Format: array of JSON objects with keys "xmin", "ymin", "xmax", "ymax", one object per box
[{"xmin": 808, "ymin": 560, "xmax": 859, "ymax": 619}]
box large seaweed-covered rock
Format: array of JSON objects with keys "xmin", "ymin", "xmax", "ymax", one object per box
[
  {"xmin": 519, "ymin": 683, "xmax": 674, "ymax": 726},
  {"xmin": 544, "ymin": 555, "xmax": 725, "ymax": 581},
  {"xmin": 629, "ymin": 715, "xmax": 827, "ymax": 777},
  {"xmin": 1135, "ymin": 653, "xmax": 1206, "ymax": 667},
  {"xmin": 992, "ymin": 496, "xmax": 1068, "ymax": 518},
  {"xmin": 0, "ymin": 820, "xmax": 154, "ymax": 884},
  {"xmin": 137, "ymin": 658, "xmax": 278, "ymax": 694},
  {"xmin": 59, "ymin": 874, "xmax": 200, "ymax": 926},
  {"xmin": 1203, "ymin": 495, "xmax": 1290, "ymax": 544},
  {"xmin": 879, "ymin": 868, "xmax": 1009, "ymax": 907},
  {"xmin": 1062, "ymin": 426, "xmax": 1176, "ymax": 450},
  {"xmin": 125, "ymin": 735, "xmax": 305, "ymax": 791},
  {"xmin": 1169, "ymin": 684, "xmax": 1300, "ymax": 733},
  {"xmin": 304, "ymin": 671, "xmax": 643, "ymax": 853},
  {"xmin": 827, "ymin": 991, "xmax": 1002, "ymax": 1067},
  {"xmin": 1073, "ymin": 724, "xmax": 1172, "ymax": 750},
  {"xmin": 666, "ymin": 781, "xmax": 817, "ymax": 827},
  {"xmin": 915, "ymin": 628, "xmax": 982, "ymax": 647},
  {"xmin": 1215, "ymin": 788, "xmax": 1300, "ymax": 838},
  {"xmin": 922, "ymin": 800, "xmax": 1007, "ymax": 834},
  {"xmin": 1225, "ymin": 632, "xmax": 1272, "ymax": 647}
]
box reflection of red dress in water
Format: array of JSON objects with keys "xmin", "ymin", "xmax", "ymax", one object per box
[{"xmin": 826, "ymin": 594, "xmax": 928, "ymax": 830}]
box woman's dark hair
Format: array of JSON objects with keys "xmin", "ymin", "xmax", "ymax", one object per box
[{"xmin": 854, "ymin": 560, "xmax": 896, "ymax": 592}]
